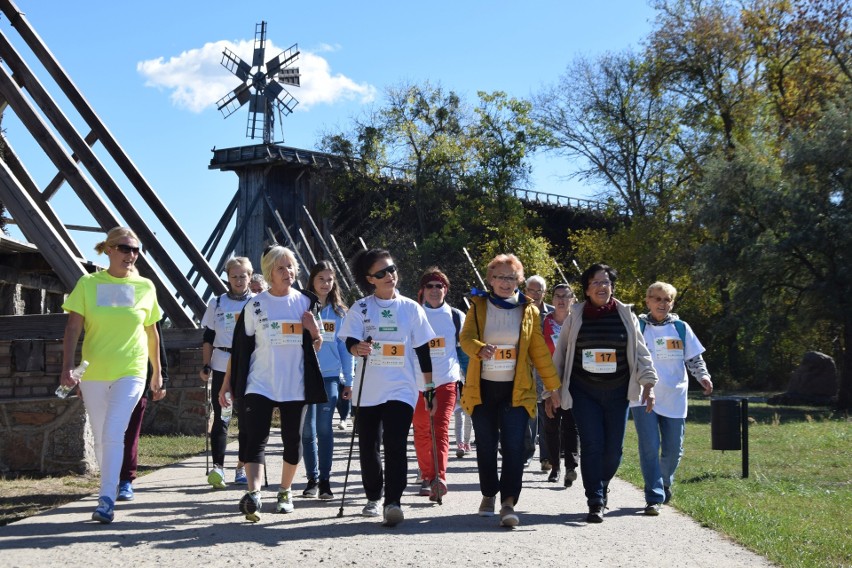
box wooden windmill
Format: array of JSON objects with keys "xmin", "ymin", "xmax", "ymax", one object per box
[{"xmin": 199, "ymin": 22, "xmax": 356, "ymax": 299}]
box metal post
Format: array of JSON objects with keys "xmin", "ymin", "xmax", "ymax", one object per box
[{"xmin": 741, "ymin": 398, "xmax": 749, "ymax": 479}]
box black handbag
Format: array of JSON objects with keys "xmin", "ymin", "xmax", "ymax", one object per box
[{"xmin": 302, "ymin": 290, "xmax": 329, "ymax": 404}]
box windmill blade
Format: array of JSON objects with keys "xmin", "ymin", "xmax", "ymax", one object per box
[
  {"xmin": 278, "ymin": 67, "xmax": 300, "ymax": 87},
  {"xmin": 221, "ymin": 48, "xmax": 251, "ymax": 81},
  {"xmin": 246, "ymin": 93, "xmax": 266, "ymax": 139},
  {"xmin": 252, "ymin": 21, "xmax": 267, "ymax": 67},
  {"xmin": 264, "ymin": 81, "xmax": 298, "ymax": 116},
  {"xmin": 216, "ymin": 84, "xmax": 252, "ymax": 117},
  {"xmin": 265, "ymin": 44, "xmax": 299, "ymax": 77}
]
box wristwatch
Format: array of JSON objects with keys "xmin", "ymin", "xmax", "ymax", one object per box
[{"xmin": 203, "ymin": 364, "xmax": 211, "ymax": 373}]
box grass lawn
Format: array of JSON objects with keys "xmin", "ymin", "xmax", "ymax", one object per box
[{"xmin": 619, "ymin": 397, "xmax": 851, "ymax": 568}]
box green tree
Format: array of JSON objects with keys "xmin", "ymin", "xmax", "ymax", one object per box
[{"xmin": 693, "ymin": 94, "xmax": 852, "ymax": 406}]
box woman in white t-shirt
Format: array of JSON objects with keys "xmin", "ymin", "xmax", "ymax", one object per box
[
  {"xmin": 631, "ymin": 281, "xmax": 712, "ymax": 515},
  {"xmin": 339, "ymin": 248, "xmax": 436, "ymax": 528},
  {"xmin": 219, "ymin": 246, "xmax": 323, "ymax": 522},
  {"xmin": 199, "ymin": 257, "xmax": 254, "ymax": 489}
]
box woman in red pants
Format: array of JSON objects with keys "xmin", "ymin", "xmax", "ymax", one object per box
[{"xmin": 413, "ymin": 268, "xmax": 466, "ymax": 502}]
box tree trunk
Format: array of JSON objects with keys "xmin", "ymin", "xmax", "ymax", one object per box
[{"xmin": 838, "ymin": 316, "xmax": 852, "ymax": 411}]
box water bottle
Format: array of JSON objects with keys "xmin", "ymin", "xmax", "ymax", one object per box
[
  {"xmin": 56, "ymin": 360, "xmax": 88, "ymax": 399},
  {"xmin": 221, "ymin": 392, "xmax": 233, "ymax": 420}
]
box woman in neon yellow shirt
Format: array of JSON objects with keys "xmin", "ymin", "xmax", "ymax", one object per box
[{"xmin": 60, "ymin": 226, "xmax": 163, "ymax": 524}]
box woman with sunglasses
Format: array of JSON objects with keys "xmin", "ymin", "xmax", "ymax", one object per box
[
  {"xmin": 339, "ymin": 249, "xmax": 436, "ymax": 527},
  {"xmin": 412, "ymin": 267, "xmax": 466, "ymax": 503},
  {"xmin": 299, "ymin": 260, "xmax": 355, "ymax": 501},
  {"xmin": 220, "ymin": 245, "xmax": 324, "ymax": 522},
  {"xmin": 199, "ymin": 256, "xmax": 255, "ymax": 489},
  {"xmin": 59, "ymin": 226, "xmax": 163, "ymax": 524},
  {"xmin": 459, "ymin": 254, "xmax": 561, "ymax": 528},
  {"xmin": 552, "ymin": 263, "xmax": 658, "ymax": 523},
  {"xmin": 632, "ymin": 281, "xmax": 712, "ymax": 515},
  {"xmin": 540, "ymin": 283, "xmax": 581, "ymax": 486}
]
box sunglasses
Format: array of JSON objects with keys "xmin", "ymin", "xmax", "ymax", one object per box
[
  {"xmin": 424, "ymin": 283, "xmax": 444, "ymax": 290},
  {"xmin": 368, "ymin": 264, "xmax": 397, "ymax": 279},
  {"xmin": 114, "ymin": 244, "xmax": 140, "ymax": 255}
]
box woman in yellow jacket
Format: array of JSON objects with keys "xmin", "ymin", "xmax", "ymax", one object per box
[{"xmin": 460, "ymin": 254, "xmax": 561, "ymax": 528}]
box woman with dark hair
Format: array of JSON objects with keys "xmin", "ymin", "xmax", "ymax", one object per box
[
  {"xmin": 339, "ymin": 249, "xmax": 436, "ymax": 527},
  {"xmin": 552, "ymin": 263, "xmax": 658, "ymax": 523},
  {"xmin": 60, "ymin": 226, "xmax": 163, "ymax": 523},
  {"xmin": 219, "ymin": 245, "xmax": 324, "ymax": 522},
  {"xmin": 460, "ymin": 254, "xmax": 561, "ymax": 528},
  {"xmin": 300, "ymin": 260, "xmax": 354, "ymax": 501}
]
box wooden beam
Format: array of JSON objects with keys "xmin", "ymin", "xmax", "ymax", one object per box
[
  {"xmin": 42, "ymin": 129, "xmax": 99, "ymax": 200},
  {"xmin": 0, "ymin": 160, "xmax": 86, "ymax": 290},
  {"xmin": 0, "ymin": 37, "xmax": 193, "ymax": 327},
  {"xmin": 0, "ymin": 264, "xmax": 67, "ymax": 294},
  {"xmin": 0, "ymin": 313, "xmax": 204, "ymax": 347},
  {"xmin": 1, "ymin": 139, "xmax": 83, "ymax": 257},
  {"xmin": 0, "ymin": 0, "xmax": 227, "ymax": 302}
]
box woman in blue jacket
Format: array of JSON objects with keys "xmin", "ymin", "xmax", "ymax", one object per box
[{"xmin": 300, "ymin": 260, "xmax": 355, "ymax": 500}]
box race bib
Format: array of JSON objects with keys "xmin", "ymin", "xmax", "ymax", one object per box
[
  {"xmin": 582, "ymin": 349, "xmax": 617, "ymax": 373},
  {"xmin": 369, "ymin": 341, "xmax": 406, "ymax": 367},
  {"xmin": 223, "ymin": 311, "xmax": 240, "ymax": 334},
  {"xmin": 96, "ymin": 284, "xmax": 135, "ymax": 308},
  {"xmin": 653, "ymin": 336, "xmax": 684, "ymax": 361},
  {"xmin": 482, "ymin": 345, "xmax": 518, "ymax": 372},
  {"xmin": 321, "ymin": 320, "xmax": 336, "ymax": 343},
  {"xmin": 428, "ymin": 336, "xmax": 446, "ymax": 357},
  {"xmin": 269, "ymin": 319, "xmax": 303, "ymax": 346}
]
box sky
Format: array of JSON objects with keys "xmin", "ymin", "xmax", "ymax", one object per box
[{"xmin": 0, "ymin": 0, "xmax": 657, "ymax": 292}]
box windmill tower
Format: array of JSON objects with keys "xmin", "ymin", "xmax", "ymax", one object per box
[
  {"xmin": 216, "ymin": 22, "xmax": 300, "ymax": 144},
  {"xmin": 201, "ymin": 22, "xmax": 355, "ymax": 299}
]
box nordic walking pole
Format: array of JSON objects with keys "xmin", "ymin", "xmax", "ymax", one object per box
[
  {"xmin": 425, "ymin": 385, "xmax": 443, "ymax": 505},
  {"xmin": 205, "ymin": 381, "xmax": 211, "ymax": 474},
  {"xmin": 337, "ymin": 336, "xmax": 372, "ymax": 518},
  {"xmin": 462, "ymin": 247, "xmax": 487, "ymax": 290}
]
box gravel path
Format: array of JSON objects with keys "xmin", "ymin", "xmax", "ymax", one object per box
[{"xmin": 0, "ymin": 428, "xmax": 774, "ymax": 567}]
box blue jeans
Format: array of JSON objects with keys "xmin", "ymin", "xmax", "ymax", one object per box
[
  {"xmin": 631, "ymin": 408, "xmax": 685, "ymax": 504},
  {"xmin": 570, "ymin": 380, "xmax": 629, "ymax": 507},
  {"xmin": 471, "ymin": 380, "xmax": 531, "ymax": 506},
  {"xmin": 301, "ymin": 376, "xmax": 340, "ymax": 481}
]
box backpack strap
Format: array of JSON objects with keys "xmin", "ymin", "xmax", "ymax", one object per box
[
  {"xmin": 673, "ymin": 319, "xmax": 687, "ymax": 345},
  {"xmin": 451, "ymin": 308, "xmax": 462, "ymax": 345}
]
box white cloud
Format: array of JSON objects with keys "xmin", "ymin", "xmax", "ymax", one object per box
[{"xmin": 136, "ymin": 39, "xmax": 376, "ymax": 114}]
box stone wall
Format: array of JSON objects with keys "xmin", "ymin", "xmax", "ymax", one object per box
[{"xmin": 0, "ymin": 317, "xmax": 207, "ymax": 475}]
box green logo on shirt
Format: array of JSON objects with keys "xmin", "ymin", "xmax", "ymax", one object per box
[{"xmin": 381, "ymin": 309, "xmax": 392, "ymax": 319}]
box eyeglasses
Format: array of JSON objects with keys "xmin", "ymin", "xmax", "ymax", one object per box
[
  {"xmin": 589, "ymin": 280, "xmax": 612, "ymax": 287},
  {"xmin": 114, "ymin": 244, "xmax": 140, "ymax": 255},
  {"xmin": 553, "ymin": 293, "xmax": 574, "ymax": 300},
  {"xmin": 424, "ymin": 283, "xmax": 444, "ymax": 290},
  {"xmin": 368, "ymin": 264, "xmax": 397, "ymax": 279},
  {"xmin": 492, "ymin": 275, "xmax": 517, "ymax": 283},
  {"xmin": 526, "ymin": 288, "xmax": 543, "ymax": 295},
  {"xmin": 648, "ymin": 295, "xmax": 673, "ymax": 303}
]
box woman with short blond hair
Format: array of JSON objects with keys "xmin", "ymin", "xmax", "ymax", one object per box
[{"xmin": 460, "ymin": 253, "xmax": 561, "ymax": 528}]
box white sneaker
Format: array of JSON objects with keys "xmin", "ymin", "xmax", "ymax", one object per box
[
  {"xmin": 361, "ymin": 499, "xmax": 380, "ymax": 517},
  {"xmin": 337, "ymin": 419, "xmax": 346, "ymax": 430},
  {"xmin": 383, "ymin": 504, "xmax": 404, "ymax": 527},
  {"xmin": 276, "ymin": 489, "xmax": 295, "ymax": 513}
]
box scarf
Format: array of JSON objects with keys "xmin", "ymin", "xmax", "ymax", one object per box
[
  {"xmin": 582, "ymin": 297, "xmax": 617, "ymax": 319},
  {"xmin": 470, "ymin": 287, "xmax": 527, "ymax": 310}
]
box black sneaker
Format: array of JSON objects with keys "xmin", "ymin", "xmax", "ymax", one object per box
[
  {"xmin": 302, "ymin": 478, "xmax": 318, "ymax": 498},
  {"xmin": 239, "ymin": 491, "xmax": 262, "ymax": 522},
  {"xmin": 318, "ymin": 479, "xmax": 334, "ymax": 500},
  {"xmin": 586, "ymin": 503, "xmax": 604, "ymax": 523},
  {"xmin": 664, "ymin": 486, "xmax": 672, "ymax": 504},
  {"xmin": 564, "ymin": 468, "xmax": 577, "ymax": 488},
  {"xmin": 547, "ymin": 469, "xmax": 560, "ymax": 483}
]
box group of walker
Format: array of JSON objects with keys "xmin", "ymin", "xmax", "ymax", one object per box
[{"xmin": 60, "ymin": 227, "xmax": 712, "ymax": 527}]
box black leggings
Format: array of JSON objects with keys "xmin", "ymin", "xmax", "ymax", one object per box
[
  {"xmin": 357, "ymin": 400, "xmax": 414, "ymax": 506},
  {"xmin": 238, "ymin": 393, "xmax": 306, "ymax": 466}
]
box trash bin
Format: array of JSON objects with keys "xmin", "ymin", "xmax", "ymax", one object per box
[{"xmin": 711, "ymin": 398, "xmax": 741, "ymax": 451}]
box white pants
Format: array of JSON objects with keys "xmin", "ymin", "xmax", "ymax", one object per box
[{"xmin": 80, "ymin": 376, "xmax": 145, "ymax": 500}]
